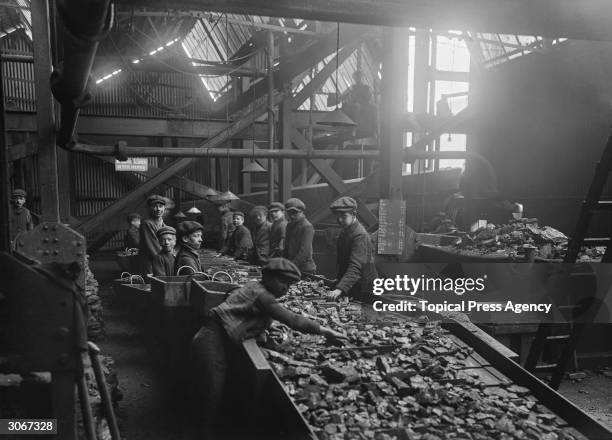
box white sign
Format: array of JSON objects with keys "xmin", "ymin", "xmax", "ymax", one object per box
[{"xmin": 115, "ymin": 158, "xmax": 148, "ymax": 172}]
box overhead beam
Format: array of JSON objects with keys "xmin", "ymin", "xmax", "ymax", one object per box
[
  {"xmin": 291, "ymin": 129, "xmax": 378, "ymax": 227},
  {"xmin": 77, "ymin": 91, "xmax": 285, "ymax": 235},
  {"xmin": 117, "ymin": 0, "xmax": 612, "ymax": 41}
]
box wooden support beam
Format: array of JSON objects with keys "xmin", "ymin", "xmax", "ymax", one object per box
[
  {"xmin": 118, "ymin": 0, "xmax": 612, "ymax": 41},
  {"xmin": 291, "ymin": 129, "xmax": 377, "ymax": 227},
  {"xmin": 279, "ymin": 97, "xmax": 292, "ymax": 201},
  {"xmin": 0, "ymin": 56, "xmax": 10, "ymax": 251},
  {"xmin": 32, "ymin": 0, "xmax": 59, "ymax": 222},
  {"xmin": 379, "ymin": 27, "xmax": 409, "ymax": 201},
  {"xmin": 77, "ymin": 92, "xmax": 285, "ymax": 235}
]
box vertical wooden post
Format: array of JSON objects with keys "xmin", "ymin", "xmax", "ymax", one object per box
[
  {"xmin": 0, "ymin": 54, "xmax": 10, "ymax": 251},
  {"xmin": 32, "ymin": 0, "xmax": 60, "ymax": 222},
  {"xmin": 266, "ymin": 30, "xmax": 275, "ymax": 204},
  {"xmin": 279, "ymin": 97, "xmax": 292, "ymax": 201},
  {"xmin": 412, "ymin": 29, "xmax": 430, "ymax": 174},
  {"xmin": 379, "ymin": 26, "xmax": 409, "ymax": 201}
]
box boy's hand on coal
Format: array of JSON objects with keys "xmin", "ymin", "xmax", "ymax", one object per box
[
  {"xmin": 326, "ymin": 289, "xmax": 343, "ymax": 300},
  {"xmin": 321, "ymin": 326, "xmax": 348, "ymax": 343}
]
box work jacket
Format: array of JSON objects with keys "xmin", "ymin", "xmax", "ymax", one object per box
[
  {"xmin": 9, "ymin": 206, "xmax": 33, "ymax": 242},
  {"xmin": 335, "ymin": 220, "xmax": 377, "ymax": 303},
  {"xmin": 124, "ymin": 225, "xmax": 140, "ymax": 249},
  {"xmin": 151, "ymin": 250, "xmax": 175, "ymax": 277},
  {"xmin": 226, "ymin": 224, "xmax": 253, "ymax": 261},
  {"xmin": 269, "ymin": 219, "xmax": 287, "ymax": 258},
  {"xmin": 174, "ymin": 243, "xmax": 201, "ymax": 274},
  {"xmin": 250, "ymin": 221, "xmax": 271, "ymax": 265},
  {"xmin": 139, "ymin": 218, "xmax": 164, "ymax": 274},
  {"xmin": 220, "ymin": 211, "xmax": 236, "ymax": 251},
  {"xmin": 284, "ymin": 216, "xmax": 316, "ymax": 273}
]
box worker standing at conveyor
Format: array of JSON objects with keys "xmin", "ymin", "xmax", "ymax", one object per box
[
  {"xmin": 190, "ymin": 258, "xmax": 346, "ymax": 439},
  {"xmin": 221, "ymin": 211, "xmax": 253, "ymax": 260},
  {"xmin": 174, "ymin": 221, "xmax": 204, "ymax": 274},
  {"xmin": 151, "ymin": 226, "xmax": 176, "ymax": 277},
  {"xmin": 124, "ymin": 213, "xmax": 141, "ymax": 249},
  {"xmin": 249, "ymin": 205, "xmax": 271, "ymax": 265},
  {"xmin": 216, "ymin": 200, "xmax": 235, "ymax": 251},
  {"xmin": 326, "ymin": 197, "xmax": 378, "ymax": 303},
  {"xmin": 268, "ymin": 202, "xmax": 287, "ymax": 258},
  {"xmin": 283, "ymin": 198, "xmax": 317, "ymax": 275},
  {"xmin": 139, "ymin": 195, "xmax": 167, "ymax": 275},
  {"xmin": 9, "ymin": 188, "xmax": 33, "ymax": 247}
]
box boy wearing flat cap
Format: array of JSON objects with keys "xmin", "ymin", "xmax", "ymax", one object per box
[
  {"xmin": 139, "ymin": 195, "xmax": 167, "ymax": 275},
  {"xmin": 174, "ymin": 221, "xmax": 204, "ymax": 274},
  {"xmin": 221, "ymin": 211, "xmax": 253, "ymax": 261},
  {"xmin": 9, "ymin": 189, "xmax": 34, "ymax": 245},
  {"xmin": 268, "ymin": 202, "xmax": 287, "ymax": 258},
  {"xmin": 249, "ymin": 206, "xmax": 271, "ymax": 265},
  {"xmin": 191, "ymin": 257, "xmax": 345, "ymax": 438},
  {"xmin": 327, "ymin": 196, "xmax": 378, "ymax": 303},
  {"xmin": 283, "ymin": 198, "xmax": 316, "ymax": 274},
  {"xmin": 151, "ymin": 226, "xmax": 176, "ymax": 277}
]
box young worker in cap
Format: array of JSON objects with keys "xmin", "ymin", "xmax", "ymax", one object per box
[
  {"xmin": 124, "ymin": 213, "xmax": 141, "ymax": 249},
  {"xmin": 221, "ymin": 211, "xmax": 253, "ymax": 261},
  {"xmin": 326, "ymin": 196, "xmax": 378, "ymax": 303},
  {"xmin": 139, "ymin": 195, "xmax": 167, "ymax": 275},
  {"xmin": 174, "ymin": 221, "xmax": 204, "ymax": 274},
  {"xmin": 268, "ymin": 202, "xmax": 287, "ymax": 258},
  {"xmin": 191, "ymin": 257, "xmax": 346, "ymax": 438},
  {"xmin": 9, "ymin": 189, "xmax": 34, "ymax": 246},
  {"xmin": 283, "ymin": 198, "xmax": 316, "ymax": 274},
  {"xmin": 249, "ymin": 206, "xmax": 271, "ymax": 265},
  {"xmin": 151, "ymin": 226, "xmax": 176, "ymax": 277}
]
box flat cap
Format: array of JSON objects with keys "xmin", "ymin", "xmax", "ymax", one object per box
[
  {"xmin": 268, "ymin": 202, "xmax": 284, "ymax": 212},
  {"xmin": 232, "ymin": 211, "xmax": 245, "ymax": 218},
  {"xmin": 126, "ymin": 212, "xmax": 141, "ymax": 222},
  {"xmin": 11, "ymin": 189, "xmax": 26, "ymax": 198},
  {"xmin": 177, "ymin": 221, "xmax": 203, "ymax": 236},
  {"xmin": 262, "ymin": 257, "xmax": 301, "ymax": 282},
  {"xmin": 330, "ymin": 196, "xmax": 358, "ymax": 212},
  {"xmin": 156, "ymin": 226, "xmax": 176, "ymax": 238},
  {"xmin": 147, "ymin": 194, "xmax": 166, "ymax": 206},
  {"xmin": 285, "ymin": 198, "xmax": 306, "ymax": 212},
  {"xmin": 250, "ymin": 205, "xmax": 268, "ymax": 216}
]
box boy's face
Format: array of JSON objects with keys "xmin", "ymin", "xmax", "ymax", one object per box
[
  {"xmin": 151, "ymin": 202, "xmax": 165, "ymax": 219},
  {"xmin": 131, "ymin": 218, "xmax": 141, "ymax": 228},
  {"xmin": 159, "ymin": 233, "xmax": 176, "ymax": 252},
  {"xmin": 183, "ymin": 230, "xmax": 203, "ymax": 249},
  {"xmin": 264, "ymin": 275, "xmax": 292, "ymax": 297},
  {"xmin": 287, "ymin": 210, "xmax": 303, "ymax": 223},
  {"xmin": 13, "ymin": 196, "xmax": 25, "ymax": 208},
  {"xmin": 253, "ymin": 212, "xmax": 267, "ymax": 226},
  {"xmin": 232, "ymin": 215, "xmax": 244, "ymax": 227},
  {"xmin": 269, "ymin": 209, "xmax": 284, "ymax": 222},
  {"xmin": 335, "ymin": 211, "xmax": 356, "ymax": 229}
]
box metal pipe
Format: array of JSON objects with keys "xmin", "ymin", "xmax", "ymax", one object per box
[{"xmin": 52, "ymin": 0, "xmax": 113, "ymax": 149}]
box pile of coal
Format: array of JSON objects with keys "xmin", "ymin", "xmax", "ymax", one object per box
[{"xmin": 84, "ymin": 255, "xmax": 105, "ymax": 341}]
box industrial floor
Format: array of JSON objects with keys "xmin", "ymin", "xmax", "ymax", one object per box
[{"xmin": 90, "ymin": 255, "xmax": 612, "ymax": 438}]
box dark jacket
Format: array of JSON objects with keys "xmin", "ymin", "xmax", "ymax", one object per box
[
  {"xmin": 250, "ymin": 221, "xmax": 271, "ymax": 265},
  {"xmin": 220, "ymin": 211, "xmax": 236, "ymax": 251},
  {"xmin": 225, "ymin": 224, "xmax": 253, "ymax": 260},
  {"xmin": 151, "ymin": 250, "xmax": 175, "ymax": 277},
  {"xmin": 335, "ymin": 220, "xmax": 377, "ymax": 303},
  {"xmin": 269, "ymin": 219, "xmax": 287, "ymax": 258},
  {"xmin": 124, "ymin": 225, "xmax": 140, "ymax": 249},
  {"xmin": 174, "ymin": 243, "xmax": 201, "ymax": 274},
  {"xmin": 139, "ymin": 218, "xmax": 164, "ymax": 274},
  {"xmin": 10, "ymin": 206, "xmax": 33, "ymax": 241},
  {"xmin": 284, "ymin": 216, "xmax": 316, "ymax": 273}
]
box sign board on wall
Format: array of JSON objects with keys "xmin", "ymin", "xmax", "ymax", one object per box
[
  {"xmin": 377, "ymin": 199, "xmax": 406, "ymax": 255},
  {"xmin": 115, "ymin": 158, "xmax": 148, "ymax": 172}
]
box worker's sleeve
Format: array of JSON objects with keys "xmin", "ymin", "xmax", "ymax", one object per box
[
  {"xmin": 151, "ymin": 254, "xmax": 165, "ymax": 277},
  {"xmin": 26, "ymin": 211, "xmax": 33, "ymax": 231},
  {"xmin": 292, "ymin": 223, "xmax": 314, "ymax": 268},
  {"xmin": 125, "ymin": 228, "xmax": 140, "ymax": 249},
  {"xmin": 335, "ymin": 234, "xmax": 367, "ymax": 294},
  {"xmin": 255, "ymin": 226, "xmax": 270, "ymax": 261},
  {"xmin": 140, "ymin": 221, "xmax": 161, "ymax": 257},
  {"xmin": 277, "ymin": 223, "xmax": 286, "ymax": 254},
  {"xmin": 257, "ymin": 293, "xmax": 321, "ymax": 335},
  {"xmin": 233, "ymin": 228, "xmax": 253, "ymax": 260}
]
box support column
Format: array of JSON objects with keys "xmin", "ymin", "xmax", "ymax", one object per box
[
  {"xmin": 379, "ymin": 26, "xmax": 409, "ymax": 201},
  {"xmin": 412, "ymin": 29, "xmax": 430, "ymax": 174},
  {"xmin": 0, "ymin": 55, "xmax": 10, "ymax": 251},
  {"xmin": 266, "ymin": 30, "xmax": 275, "ymax": 204},
  {"xmin": 279, "ymin": 97, "xmax": 292, "ymax": 201},
  {"xmin": 32, "ymin": 0, "xmax": 60, "ymax": 222}
]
